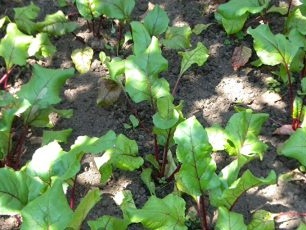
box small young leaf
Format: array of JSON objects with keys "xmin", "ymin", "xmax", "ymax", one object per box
[
  {"xmin": 71, "ymin": 47, "xmax": 93, "ymax": 74},
  {"xmin": 247, "ymin": 24, "xmax": 301, "ymax": 67},
  {"xmin": 0, "ymin": 23, "xmax": 33, "ymax": 69},
  {"xmin": 179, "ymin": 42, "xmax": 209, "ymax": 76},
  {"xmin": 163, "ymin": 25, "xmax": 192, "ymax": 50},
  {"xmin": 141, "ymin": 168, "xmax": 156, "ymax": 195},
  {"xmin": 13, "ymin": 2, "xmax": 40, "ymax": 34},
  {"xmin": 248, "ymin": 210, "xmax": 275, "ymax": 230},
  {"xmin": 68, "ymin": 188, "xmax": 101, "ymax": 229},
  {"xmin": 21, "ymin": 181, "xmax": 73, "ymax": 230},
  {"xmin": 129, "ymin": 114, "xmax": 139, "ymax": 128},
  {"xmin": 42, "ymin": 128, "xmax": 73, "ymax": 145},
  {"xmin": 144, "ymin": 5, "xmax": 169, "ymax": 36},
  {"xmin": 0, "ymin": 168, "xmax": 45, "ymax": 215},
  {"xmin": 277, "ymin": 127, "xmax": 306, "ymax": 167},
  {"xmin": 215, "ymin": 207, "xmax": 247, "ymax": 230},
  {"xmin": 127, "ymin": 194, "xmax": 187, "ymax": 230},
  {"xmin": 192, "ymin": 23, "xmax": 212, "ymax": 35},
  {"xmin": 101, "ymin": 0, "xmax": 135, "ymax": 20},
  {"xmin": 75, "ymin": 0, "xmax": 104, "ymax": 20}
]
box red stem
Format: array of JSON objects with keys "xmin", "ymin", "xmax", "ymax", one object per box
[
  {"xmin": 0, "ymin": 68, "xmax": 14, "ymax": 90},
  {"xmin": 159, "ymin": 129, "xmax": 172, "ymax": 177},
  {"xmin": 70, "ymin": 174, "xmax": 78, "ymax": 210},
  {"xmin": 275, "ymin": 211, "xmax": 306, "ymax": 222},
  {"xmin": 198, "ymin": 195, "xmax": 209, "ymax": 230},
  {"xmin": 154, "ymin": 134, "xmax": 160, "ymax": 162},
  {"xmin": 166, "ymin": 164, "xmax": 181, "ymax": 182}
]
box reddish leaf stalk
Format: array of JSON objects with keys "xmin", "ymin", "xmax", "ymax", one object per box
[
  {"xmin": 159, "ymin": 129, "xmax": 172, "ymax": 177},
  {"xmin": 275, "ymin": 211, "xmax": 306, "ymax": 222},
  {"xmin": 154, "ymin": 134, "xmax": 160, "ymax": 162},
  {"xmin": 70, "ymin": 174, "xmax": 78, "ymax": 210},
  {"xmin": 0, "ymin": 68, "xmax": 14, "ymax": 90},
  {"xmin": 165, "ymin": 164, "xmax": 181, "ymax": 182},
  {"xmin": 198, "ymin": 195, "xmax": 209, "ymax": 230}
]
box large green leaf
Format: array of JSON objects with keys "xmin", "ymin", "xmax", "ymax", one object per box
[
  {"xmin": 144, "ymin": 5, "xmax": 169, "ymax": 36},
  {"xmin": 216, "ymin": 0, "xmax": 270, "ymax": 34},
  {"xmin": 0, "ymin": 23, "xmax": 33, "ymax": 69},
  {"xmin": 179, "ymin": 42, "xmax": 209, "ymax": 76},
  {"xmin": 130, "ymin": 21, "xmax": 151, "ymax": 55},
  {"xmin": 75, "ymin": 0, "xmax": 104, "ymax": 20},
  {"xmin": 215, "ymin": 207, "xmax": 247, "ymax": 230},
  {"xmin": 17, "ymin": 64, "xmax": 75, "ymax": 124},
  {"xmin": 21, "ymin": 181, "xmax": 73, "ymax": 230},
  {"xmin": 247, "ymin": 24, "xmax": 301, "ymax": 68},
  {"xmin": 127, "ymin": 194, "xmax": 187, "ymax": 230},
  {"xmin": 225, "ymin": 110, "xmax": 269, "ymax": 159},
  {"xmin": 174, "ymin": 117, "xmax": 220, "ymax": 198},
  {"xmin": 211, "ymin": 170, "xmax": 276, "ymax": 209},
  {"xmin": 0, "ymin": 168, "xmax": 45, "ymax": 215},
  {"xmin": 163, "ymin": 26, "xmax": 192, "ymax": 50},
  {"xmin": 37, "ymin": 11, "xmax": 78, "ymax": 36},
  {"xmin": 13, "ymin": 2, "xmax": 40, "ymax": 34},
  {"xmin": 101, "ymin": 0, "xmax": 135, "ymax": 20},
  {"xmin": 277, "ymin": 127, "xmax": 306, "ymax": 166},
  {"xmin": 125, "ymin": 36, "xmax": 168, "ymax": 103},
  {"xmin": 68, "ymin": 188, "xmax": 101, "ymax": 229}
]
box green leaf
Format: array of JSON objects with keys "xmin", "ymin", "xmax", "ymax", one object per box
[
  {"xmin": 216, "ymin": 0, "xmax": 270, "ymax": 34},
  {"xmin": 248, "ymin": 210, "xmax": 275, "ymax": 230},
  {"xmin": 28, "ymin": 33, "xmax": 57, "ymax": 58},
  {"xmin": 75, "ymin": 0, "xmax": 104, "ymax": 20},
  {"xmin": 297, "ymin": 223, "xmax": 306, "ymax": 230},
  {"xmin": 179, "ymin": 42, "xmax": 209, "ymax": 76},
  {"xmin": 88, "ymin": 216, "xmax": 129, "ymax": 230},
  {"xmin": 42, "ymin": 128, "xmax": 73, "ymax": 145},
  {"xmin": 225, "ymin": 110, "xmax": 269, "ymax": 159},
  {"xmin": 302, "ymin": 78, "xmax": 306, "ymax": 93},
  {"xmin": 215, "ymin": 207, "xmax": 247, "ymax": 230},
  {"xmin": 101, "ymin": 0, "xmax": 135, "ymax": 20},
  {"xmin": 277, "ymin": 127, "xmax": 306, "ymax": 166},
  {"xmin": 286, "ymin": 6, "xmax": 306, "ymax": 35},
  {"xmin": 163, "ymin": 25, "xmax": 192, "ymax": 50},
  {"xmin": 21, "ymin": 181, "xmax": 73, "ymax": 230},
  {"xmin": 192, "ymin": 23, "xmax": 212, "ymax": 35},
  {"xmin": 130, "ymin": 21, "xmax": 151, "ymax": 55},
  {"xmin": 125, "ymin": 36, "xmax": 168, "ymax": 103},
  {"xmin": 71, "ymin": 47, "xmax": 93, "ymax": 74},
  {"xmin": 267, "ymin": 5, "xmax": 288, "ymax": 15},
  {"xmin": 144, "ymin": 5, "xmax": 169, "ymax": 36},
  {"xmin": 68, "ymin": 188, "xmax": 101, "ymax": 229},
  {"xmin": 211, "ymin": 170, "xmax": 276, "ymax": 209},
  {"xmin": 174, "ymin": 117, "xmax": 220, "ymax": 197},
  {"xmin": 129, "ymin": 114, "xmax": 139, "ymax": 128},
  {"xmin": 37, "ymin": 11, "xmax": 78, "ymax": 36},
  {"xmin": 17, "ymin": 64, "xmax": 75, "ymax": 124},
  {"xmin": 141, "ymin": 168, "xmax": 156, "ymax": 195},
  {"xmin": 127, "ymin": 194, "xmax": 187, "ymax": 230},
  {"xmin": 105, "ymin": 57, "xmax": 125, "ymax": 81},
  {"xmin": 13, "ymin": 2, "xmax": 40, "ymax": 34},
  {"xmin": 206, "ymin": 125, "xmax": 228, "ymax": 151},
  {"xmin": 0, "ymin": 16, "xmax": 9, "ymax": 29},
  {"xmin": 153, "ymin": 96, "xmax": 179, "ymax": 129},
  {"xmin": 0, "ymin": 168, "xmax": 45, "ymax": 215},
  {"xmin": 0, "ymin": 23, "xmax": 33, "ymax": 69},
  {"xmin": 247, "ymin": 24, "xmax": 301, "ymax": 67}
]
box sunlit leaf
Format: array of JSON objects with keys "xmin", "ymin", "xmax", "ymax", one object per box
[
  {"xmin": 130, "ymin": 21, "xmax": 151, "ymax": 55},
  {"xmin": 71, "ymin": 47, "xmax": 93, "ymax": 74},
  {"xmin": 215, "ymin": 207, "xmax": 247, "ymax": 230},
  {"xmin": 144, "ymin": 5, "xmax": 169, "ymax": 36},
  {"xmin": 248, "ymin": 210, "xmax": 275, "ymax": 230},
  {"xmin": 101, "ymin": 0, "xmax": 135, "ymax": 20},
  {"xmin": 28, "ymin": 33, "xmax": 56, "ymax": 58},
  {"xmin": 75, "ymin": 0, "xmax": 103, "ymax": 20},
  {"xmin": 286, "ymin": 5, "xmax": 306, "ymax": 35}
]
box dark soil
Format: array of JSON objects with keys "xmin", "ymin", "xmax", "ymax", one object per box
[{"xmin": 1, "ymin": 0, "xmax": 306, "ymax": 229}]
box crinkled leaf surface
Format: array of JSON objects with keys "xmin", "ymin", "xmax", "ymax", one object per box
[
  {"xmin": 144, "ymin": 5, "xmax": 169, "ymax": 36},
  {"xmin": 68, "ymin": 188, "xmax": 101, "ymax": 229},
  {"xmin": 0, "ymin": 168, "xmax": 45, "ymax": 215},
  {"xmin": 127, "ymin": 194, "xmax": 187, "ymax": 230},
  {"xmin": 21, "ymin": 181, "xmax": 73, "ymax": 230},
  {"xmin": 38, "ymin": 10, "xmax": 78, "ymax": 36},
  {"xmin": 125, "ymin": 36, "xmax": 168, "ymax": 103},
  {"xmin": 0, "ymin": 23, "xmax": 33, "ymax": 69},
  {"xmin": 248, "ymin": 210, "xmax": 275, "ymax": 230},
  {"xmin": 71, "ymin": 47, "xmax": 93, "ymax": 74},
  {"xmin": 88, "ymin": 216, "xmax": 129, "ymax": 230},
  {"xmin": 101, "ymin": 0, "xmax": 135, "ymax": 19},
  {"xmin": 130, "ymin": 21, "xmax": 151, "ymax": 55},
  {"xmin": 17, "ymin": 64, "xmax": 75, "ymax": 124},
  {"xmin": 247, "ymin": 24, "xmax": 301, "ymax": 67},
  {"xmin": 13, "ymin": 2, "xmax": 40, "ymax": 34},
  {"xmin": 163, "ymin": 25, "xmax": 192, "ymax": 50},
  {"xmin": 277, "ymin": 127, "xmax": 306, "ymax": 166},
  {"xmin": 179, "ymin": 42, "xmax": 209, "ymax": 76},
  {"xmin": 225, "ymin": 110, "xmax": 269, "ymax": 159},
  {"xmin": 215, "ymin": 207, "xmax": 247, "ymax": 230},
  {"xmin": 75, "ymin": 0, "xmax": 103, "ymax": 20},
  {"xmin": 174, "ymin": 117, "xmax": 220, "ymax": 197},
  {"xmin": 211, "ymin": 170, "xmax": 276, "ymax": 209}
]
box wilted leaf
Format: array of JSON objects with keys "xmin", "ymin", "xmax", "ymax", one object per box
[
  {"xmin": 97, "ymin": 78, "xmax": 122, "ymax": 107},
  {"xmin": 231, "ymin": 45, "xmax": 252, "ymax": 71},
  {"xmin": 71, "ymin": 47, "xmax": 93, "ymax": 74},
  {"xmin": 273, "ymin": 124, "xmax": 295, "ymax": 135}
]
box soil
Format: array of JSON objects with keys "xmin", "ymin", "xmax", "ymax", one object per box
[{"xmin": 1, "ymin": 0, "xmax": 306, "ymax": 230}]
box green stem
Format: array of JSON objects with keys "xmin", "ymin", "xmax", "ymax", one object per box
[{"xmin": 172, "ymin": 72, "xmax": 183, "ymax": 96}]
